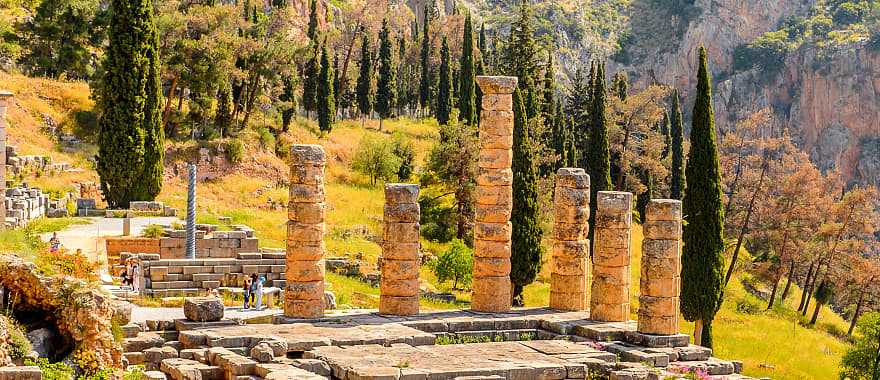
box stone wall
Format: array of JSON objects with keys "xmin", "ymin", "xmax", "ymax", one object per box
[
  {"xmin": 4, "ymin": 184, "xmax": 48, "ymax": 228},
  {"xmin": 550, "ymin": 168, "xmax": 591, "ymax": 311},
  {"xmin": 134, "ymin": 252, "xmax": 288, "ymax": 298},
  {"xmin": 591, "ymin": 191, "xmax": 634, "ymax": 322}
]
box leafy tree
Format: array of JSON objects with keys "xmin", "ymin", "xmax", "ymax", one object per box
[
  {"xmin": 436, "ymin": 36, "xmax": 453, "ymax": 126},
  {"xmin": 356, "ymin": 31, "xmax": 373, "ymax": 121},
  {"xmin": 839, "ymin": 312, "xmax": 880, "ymax": 380},
  {"xmin": 280, "ymin": 75, "xmax": 297, "ymax": 132},
  {"xmin": 375, "ymin": 19, "xmax": 397, "ymax": 130},
  {"xmin": 670, "ymin": 89, "xmax": 685, "ymax": 199},
  {"xmin": 510, "ymin": 88, "xmax": 543, "ymax": 306},
  {"xmin": 660, "ymin": 110, "xmax": 671, "ymax": 159},
  {"xmin": 418, "ymin": 5, "xmax": 432, "ymax": 113},
  {"xmin": 215, "ymin": 84, "xmax": 234, "ymax": 136},
  {"xmin": 97, "ymin": 0, "xmax": 163, "ymax": 208},
  {"xmin": 351, "ymin": 135, "xmax": 400, "ymax": 186},
  {"xmin": 636, "ymin": 170, "xmax": 652, "ymax": 222},
  {"xmin": 392, "ymin": 134, "xmax": 415, "ymax": 181},
  {"xmin": 430, "ymin": 239, "xmax": 473, "ymax": 290},
  {"xmin": 21, "ymin": 0, "xmax": 107, "ymax": 79},
  {"xmin": 809, "ymin": 280, "xmax": 833, "ymax": 325},
  {"xmin": 458, "ymin": 12, "xmax": 476, "ymax": 126},
  {"xmin": 423, "ymin": 115, "xmax": 478, "ymax": 241},
  {"xmin": 586, "ymin": 63, "xmax": 612, "ymax": 249},
  {"xmin": 317, "ymin": 42, "xmax": 335, "ymax": 134},
  {"xmin": 680, "ymin": 47, "xmax": 725, "ymax": 349}
]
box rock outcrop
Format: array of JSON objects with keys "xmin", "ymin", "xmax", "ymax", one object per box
[{"xmin": 0, "ymin": 254, "xmax": 123, "ymax": 371}]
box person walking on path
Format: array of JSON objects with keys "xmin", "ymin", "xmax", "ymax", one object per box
[
  {"xmin": 253, "ymin": 273, "xmax": 265, "ymax": 310},
  {"xmin": 243, "ymin": 276, "xmax": 253, "ymax": 309},
  {"xmin": 130, "ymin": 260, "xmax": 141, "ymax": 293}
]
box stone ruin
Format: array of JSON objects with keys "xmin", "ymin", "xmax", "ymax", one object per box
[
  {"xmin": 5, "ymin": 145, "xmax": 72, "ymax": 178},
  {"xmin": 380, "ymin": 184, "xmax": 421, "ymax": 316},
  {"xmin": 3, "ymin": 183, "xmax": 50, "ymax": 228}
]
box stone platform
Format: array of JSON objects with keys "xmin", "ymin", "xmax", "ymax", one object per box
[{"xmin": 122, "ymin": 308, "xmax": 749, "ymax": 380}]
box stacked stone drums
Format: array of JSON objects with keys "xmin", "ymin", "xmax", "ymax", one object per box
[
  {"xmin": 590, "ymin": 191, "xmax": 634, "ymax": 321},
  {"xmin": 380, "ymin": 184, "xmax": 421, "ymax": 316},
  {"xmin": 550, "ymin": 168, "xmax": 591, "ymax": 311},
  {"xmin": 285, "ymin": 145, "xmax": 327, "ymax": 319},
  {"xmin": 638, "ymin": 199, "xmax": 683, "ymax": 335},
  {"xmin": 472, "ymin": 76, "xmax": 518, "ymax": 313}
]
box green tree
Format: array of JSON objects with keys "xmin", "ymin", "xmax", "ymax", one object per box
[
  {"xmin": 458, "ymin": 13, "xmax": 477, "ymax": 126},
  {"xmin": 302, "ymin": 44, "xmax": 320, "ymax": 117},
  {"xmin": 280, "ymin": 75, "xmax": 297, "ymax": 132},
  {"xmin": 636, "ymin": 170, "xmax": 652, "ymax": 222},
  {"xmin": 680, "ymin": 47, "xmax": 725, "ymax": 349},
  {"xmin": 317, "ymin": 42, "xmax": 335, "ymax": 134},
  {"xmin": 430, "ymin": 239, "xmax": 473, "ymax": 289},
  {"xmin": 375, "ymin": 19, "xmax": 397, "ymax": 130},
  {"xmin": 504, "ymin": 0, "xmax": 539, "ymax": 89},
  {"xmin": 436, "ymin": 36, "xmax": 453, "ymax": 127},
  {"xmin": 356, "ymin": 32, "xmax": 373, "ymax": 121},
  {"xmin": 586, "ymin": 63, "xmax": 612, "ymax": 249},
  {"xmin": 423, "ymin": 115, "xmax": 478, "ymax": 241},
  {"xmin": 21, "ymin": 0, "xmax": 106, "ymax": 79},
  {"xmin": 351, "ymin": 135, "xmax": 400, "ymax": 186},
  {"xmin": 839, "ymin": 312, "xmax": 880, "ymax": 380},
  {"xmin": 306, "ymin": 0, "xmax": 318, "ymax": 44},
  {"xmin": 809, "ymin": 281, "xmax": 833, "ymax": 325},
  {"xmin": 670, "ymin": 89, "xmax": 685, "ymax": 199},
  {"xmin": 418, "ymin": 6, "xmax": 432, "ymax": 113},
  {"xmin": 612, "ymin": 71, "xmax": 628, "ymax": 101},
  {"xmin": 565, "ymin": 67, "xmax": 590, "ymax": 166},
  {"xmin": 97, "ymin": 0, "xmax": 164, "ymax": 207},
  {"xmin": 660, "ymin": 110, "xmax": 671, "ymax": 159},
  {"xmin": 392, "ymin": 136, "xmax": 415, "ymax": 181},
  {"xmin": 215, "ymin": 83, "xmax": 234, "ymax": 136},
  {"xmin": 510, "ymin": 88, "xmax": 543, "ymax": 306}
]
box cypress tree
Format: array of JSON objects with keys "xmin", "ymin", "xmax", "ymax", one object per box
[
  {"xmin": 98, "ymin": 0, "xmax": 163, "ymax": 207},
  {"xmin": 317, "ymin": 42, "xmax": 335, "ymax": 134},
  {"xmin": 586, "ymin": 63, "xmax": 612, "ymax": 249},
  {"xmin": 636, "ymin": 169, "xmax": 652, "ymax": 222},
  {"xmin": 436, "ymin": 36, "xmax": 453, "ymax": 126},
  {"xmin": 458, "ymin": 12, "xmax": 476, "ymax": 126},
  {"xmin": 303, "ymin": 44, "xmax": 320, "ymax": 117},
  {"xmin": 216, "ymin": 84, "xmax": 234, "ymax": 135},
  {"xmin": 670, "ymin": 89, "xmax": 685, "ymax": 199},
  {"xmin": 566, "ymin": 67, "xmax": 589, "ymax": 166},
  {"xmin": 397, "ymin": 33, "xmax": 408, "ymax": 113},
  {"xmin": 243, "ymin": 0, "xmax": 251, "ymax": 21},
  {"xmin": 356, "ymin": 32, "xmax": 373, "ymax": 121},
  {"xmin": 452, "ymin": 66, "xmax": 460, "ymax": 104},
  {"xmin": 375, "ymin": 19, "xmax": 396, "ymax": 130},
  {"xmin": 542, "ymin": 51, "xmax": 555, "ymax": 119},
  {"xmin": 613, "ymin": 71, "xmax": 628, "ymax": 101},
  {"xmin": 419, "ymin": 6, "xmax": 432, "ymax": 113},
  {"xmin": 510, "ymin": 87, "xmax": 543, "ymax": 306},
  {"xmin": 478, "ymin": 23, "xmax": 486, "ymax": 59},
  {"xmin": 680, "ymin": 47, "xmax": 725, "ymax": 349},
  {"xmin": 307, "ymin": 0, "xmax": 318, "ymax": 44},
  {"xmin": 505, "ymin": 0, "xmax": 538, "ymax": 88}
]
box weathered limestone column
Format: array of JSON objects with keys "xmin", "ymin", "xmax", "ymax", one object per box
[
  {"xmin": 285, "ymin": 145, "xmax": 327, "ymax": 318},
  {"xmin": 590, "ymin": 191, "xmax": 633, "ymax": 321},
  {"xmin": 472, "ymin": 76, "xmax": 517, "ymax": 313},
  {"xmin": 380, "ymin": 184, "xmax": 421, "ymax": 316},
  {"xmin": 638, "ymin": 199, "xmax": 682, "ymax": 335},
  {"xmin": 0, "ymin": 91, "xmax": 10, "ymax": 229},
  {"xmin": 550, "ymin": 168, "xmax": 591, "ymax": 311}
]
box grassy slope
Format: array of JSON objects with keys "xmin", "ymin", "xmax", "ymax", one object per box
[{"xmin": 2, "ymin": 75, "xmax": 851, "ymax": 379}]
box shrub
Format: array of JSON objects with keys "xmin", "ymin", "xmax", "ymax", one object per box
[
  {"xmin": 839, "ymin": 312, "xmax": 880, "ymax": 380},
  {"xmin": 225, "ymin": 139, "xmax": 244, "ymax": 164},
  {"xmin": 24, "ymin": 358, "xmax": 74, "ymax": 380},
  {"xmin": 734, "ymin": 298, "xmax": 762, "ymax": 315},
  {"xmin": 351, "ymin": 135, "xmax": 400, "ymax": 186},
  {"xmin": 141, "ymin": 224, "xmax": 165, "ymax": 238},
  {"xmin": 35, "ymin": 249, "xmax": 101, "ymax": 282},
  {"xmin": 6, "ymin": 318, "xmax": 32, "ymax": 360},
  {"xmin": 430, "ymin": 239, "xmax": 473, "ymax": 290},
  {"xmin": 256, "ymin": 127, "xmax": 276, "ymax": 151},
  {"xmin": 391, "ymin": 134, "xmax": 415, "ymax": 181}
]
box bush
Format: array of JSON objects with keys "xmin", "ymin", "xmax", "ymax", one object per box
[
  {"xmin": 734, "ymin": 298, "xmax": 762, "ymax": 315},
  {"xmin": 351, "ymin": 135, "xmax": 400, "ymax": 186},
  {"xmin": 839, "ymin": 312, "xmax": 880, "ymax": 380},
  {"xmin": 256, "ymin": 127, "xmax": 276, "ymax": 151},
  {"xmin": 24, "ymin": 358, "xmax": 74, "ymax": 380},
  {"xmin": 35, "ymin": 249, "xmax": 101, "ymax": 282},
  {"xmin": 391, "ymin": 134, "xmax": 415, "ymax": 181},
  {"xmin": 5, "ymin": 318, "xmax": 32, "ymax": 360},
  {"xmin": 430, "ymin": 239, "xmax": 473, "ymax": 290},
  {"xmin": 141, "ymin": 224, "xmax": 165, "ymax": 238},
  {"xmin": 225, "ymin": 139, "xmax": 244, "ymax": 164}
]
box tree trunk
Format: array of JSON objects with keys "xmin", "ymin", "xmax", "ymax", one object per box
[
  {"xmin": 798, "ymin": 260, "xmax": 817, "ymax": 312},
  {"xmin": 810, "ymin": 298, "xmax": 823, "ymax": 325},
  {"xmin": 162, "ymin": 75, "xmax": 179, "ymax": 133},
  {"xmin": 781, "ymin": 259, "xmax": 795, "ymax": 301},
  {"xmin": 723, "ymin": 158, "xmax": 767, "ymax": 288},
  {"xmin": 767, "ymin": 276, "xmax": 780, "ymax": 310},
  {"xmin": 694, "ymin": 319, "xmax": 703, "ymax": 346},
  {"xmin": 512, "ymin": 284, "xmax": 524, "ymax": 307},
  {"xmin": 848, "ymin": 284, "xmax": 869, "ymax": 337}
]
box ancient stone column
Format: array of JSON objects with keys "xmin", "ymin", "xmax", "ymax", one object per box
[
  {"xmin": 285, "ymin": 145, "xmax": 327, "ymax": 319},
  {"xmin": 638, "ymin": 199, "xmax": 682, "ymax": 335},
  {"xmin": 380, "ymin": 184, "xmax": 420, "ymax": 316},
  {"xmin": 591, "ymin": 191, "xmax": 633, "ymax": 321},
  {"xmin": 550, "ymin": 168, "xmax": 591, "ymax": 311},
  {"xmin": 472, "ymin": 76, "xmax": 517, "ymax": 313},
  {"xmin": 0, "ymin": 91, "xmax": 10, "ymax": 229},
  {"xmin": 185, "ymin": 163, "xmax": 197, "ymax": 259}
]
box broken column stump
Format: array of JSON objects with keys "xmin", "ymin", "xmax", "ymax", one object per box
[
  {"xmin": 591, "ymin": 191, "xmax": 633, "ymax": 322},
  {"xmin": 285, "ymin": 145, "xmax": 327, "ymax": 319},
  {"xmin": 638, "ymin": 199, "xmax": 683, "ymax": 336},
  {"xmin": 380, "ymin": 184, "xmax": 421, "ymax": 316},
  {"xmin": 550, "ymin": 168, "xmax": 591, "ymax": 311},
  {"xmin": 472, "ymin": 75, "xmax": 518, "ymax": 313}
]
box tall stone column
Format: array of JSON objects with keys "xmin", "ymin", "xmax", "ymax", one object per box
[
  {"xmin": 550, "ymin": 168, "xmax": 591, "ymax": 311},
  {"xmin": 380, "ymin": 184, "xmax": 420, "ymax": 316},
  {"xmin": 590, "ymin": 191, "xmax": 633, "ymax": 321},
  {"xmin": 285, "ymin": 145, "xmax": 327, "ymax": 319},
  {"xmin": 638, "ymin": 199, "xmax": 682, "ymax": 335},
  {"xmin": 472, "ymin": 76, "xmax": 517, "ymax": 313},
  {"xmin": 185, "ymin": 163, "xmax": 197, "ymax": 259},
  {"xmin": 0, "ymin": 91, "xmax": 10, "ymax": 229}
]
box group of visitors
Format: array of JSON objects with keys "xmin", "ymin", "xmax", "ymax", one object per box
[
  {"xmin": 243, "ymin": 273, "xmax": 265, "ymax": 310},
  {"xmin": 120, "ymin": 258, "xmax": 141, "ymax": 293}
]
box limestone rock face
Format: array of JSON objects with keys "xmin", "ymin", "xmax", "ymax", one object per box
[
  {"xmin": 183, "ymin": 297, "xmax": 224, "ymax": 322},
  {"xmin": 0, "ymin": 316, "xmax": 11, "ymax": 366}
]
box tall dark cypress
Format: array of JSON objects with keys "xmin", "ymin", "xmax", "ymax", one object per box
[
  {"xmin": 636, "ymin": 169, "xmax": 653, "ymax": 222},
  {"xmin": 586, "ymin": 63, "xmax": 612, "ymax": 250},
  {"xmin": 542, "ymin": 51, "xmax": 555, "ymax": 119},
  {"xmin": 306, "ymin": 0, "xmax": 318, "ymax": 44},
  {"xmin": 680, "ymin": 47, "xmax": 725, "ymax": 349},
  {"xmin": 458, "ymin": 13, "xmax": 476, "ymax": 126},
  {"xmin": 317, "ymin": 42, "xmax": 335, "ymax": 133},
  {"xmin": 303, "ymin": 44, "xmax": 320, "ymax": 116},
  {"xmin": 98, "ymin": 0, "xmax": 163, "ymax": 207},
  {"xmin": 436, "ymin": 36, "xmax": 452, "ymax": 126},
  {"xmin": 670, "ymin": 89, "xmax": 685, "ymax": 199},
  {"xmin": 418, "ymin": 6, "xmax": 432, "ymax": 112},
  {"xmin": 356, "ymin": 32, "xmax": 373, "ymax": 120},
  {"xmin": 478, "ymin": 23, "xmax": 487, "ymax": 59},
  {"xmin": 375, "ymin": 19, "xmax": 396, "ymax": 130},
  {"xmin": 510, "ymin": 88, "xmax": 543, "ymax": 306}
]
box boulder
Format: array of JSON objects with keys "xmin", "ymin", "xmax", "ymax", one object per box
[
  {"xmin": 26, "ymin": 328, "xmax": 56, "ymax": 358},
  {"xmin": 250, "ymin": 343, "xmax": 274, "ymax": 363},
  {"xmin": 183, "ymin": 298, "xmax": 224, "ymax": 322}
]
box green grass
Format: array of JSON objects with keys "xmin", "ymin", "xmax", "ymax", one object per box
[{"xmin": 0, "ymin": 217, "xmax": 91, "ymax": 261}]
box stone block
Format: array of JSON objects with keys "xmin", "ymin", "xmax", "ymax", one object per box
[
  {"xmin": 383, "ymin": 222, "xmax": 420, "ymax": 243},
  {"xmin": 289, "ymin": 145, "xmax": 326, "ymax": 165},
  {"xmin": 379, "ymin": 295, "xmax": 419, "ymax": 316},
  {"xmin": 183, "ymin": 297, "xmax": 224, "ymax": 322},
  {"xmin": 593, "ymin": 247, "xmax": 631, "ymax": 268},
  {"xmin": 474, "ymin": 204, "xmax": 512, "ymax": 223},
  {"xmin": 473, "ymin": 257, "xmax": 511, "ymax": 277},
  {"xmin": 646, "ymin": 199, "xmax": 682, "ymax": 222},
  {"xmin": 554, "ymin": 205, "xmax": 589, "ymax": 224},
  {"xmin": 473, "ymin": 240, "xmax": 511, "ymax": 259},
  {"xmin": 471, "ymin": 276, "xmax": 510, "ymax": 312},
  {"xmin": 287, "ymin": 241, "xmax": 324, "ymax": 261},
  {"xmin": 554, "ymin": 222, "xmax": 587, "ymax": 241},
  {"xmin": 481, "ymin": 94, "xmax": 513, "ymax": 112},
  {"xmin": 595, "ymin": 227, "xmax": 630, "ymax": 250},
  {"xmin": 476, "ymin": 167, "xmax": 513, "ymax": 187},
  {"xmin": 475, "ymin": 185, "xmax": 513, "ymax": 206},
  {"xmin": 183, "ymin": 266, "xmax": 211, "ymax": 275},
  {"xmin": 384, "ymin": 184, "xmax": 419, "ymax": 204},
  {"xmin": 284, "ymin": 298, "xmax": 323, "ymax": 319},
  {"xmin": 286, "ymin": 281, "xmax": 324, "ymax": 300},
  {"xmin": 639, "ymin": 275, "xmax": 679, "ymax": 298},
  {"xmin": 286, "ymin": 222, "xmax": 324, "ymax": 243},
  {"xmin": 0, "ymin": 367, "xmax": 42, "ymax": 380},
  {"xmin": 549, "ymin": 292, "xmax": 587, "ymax": 311},
  {"xmin": 478, "ymin": 148, "xmax": 512, "ymax": 169},
  {"xmin": 286, "ymin": 260, "xmax": 324, "ymax": 282},
  {"xmin": 145, "ymin": 346, "xmax": 179, "ymax": 365},
  {"xmin": 478, "ymin": 130, "xmax": 514, "ymax": 150},
  {"xmin": 384, "ymin": 203, "xmax": 420, "ymax": 223},
  {"xmin": 380, "ymin": 278, "xmax": 419, "ymax": 297},
  {"xmin": 638, "ymin": 296, "xmax": 678, "ymax": 317},
  {"xmin": 593, "ymin": 265, "xmax": 630, "ymax": 286},
  {"xmin": 289, "ymin": 164, "xmax": 324, "ymax": 185},
  {"xmin": 473, "ymin": 222, "xmax": 511, "ymax": 242},
  {"xmin": 250, "ymin": 343, "xmax": 275, "ymax": 363},
  {"xmin": 240, "ymin": 238, "xmax": 258, "ymax": 251},
  {"xmin": 643, "ymin": 220, "xmax": 681, "ymax": 241},
  {"xmin": 553, "ymin": 256, "xmax": 588, "ymax": 276},
  {"xmin": 381, "ymin": 241, "xmax": 420, "ymax": 260},
  {"xmin": 380, "ymin": 259, "xmax": 420, "ymax": 280},
  {"xmin": 590, "ymin": 302, "xmax": 630, "ymax": 322},
  {"xmin": 550, "ymin": 273, "xmax": 588, "ymax": 294},
  {"xmin": 151, "ymin": 266, "xmax": 169, "ymax": 281},
  {"xmin": 551, "ymin": 240, "xmax": 589, "ymax": 259},
  {"xmin": 556, "ymin": 168, "xmax": 590, "ymax": 189},
  {"xmin": 289, "ymin": 184, "xmax": 324, "ymax": 203},
  {"xmin": 554, "ymin": 187, "xmax": 589, "ymax": 207},
  {"xmin": 287, "ymin": 202, "xmax": 326, "ymax": 224}
]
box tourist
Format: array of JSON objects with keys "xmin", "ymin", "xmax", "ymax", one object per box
[
  {"xmin": 120, "ymin": 259, "xmax": 132, "ymax": 289},
  {"xmin": 243, "ymin": 275, "xmax": 253, "ymax": 309},
  {"xmin": 248, "ymin": 273, "xmax": 259, "ymax": 310},
  {"xmin": 130, "ymin": 260, "xmax": 141, "ymax": 293},
  {"xmin": 253, "ymin": 273, "xmax": 265, "ymax": 310},
  {"xmin": 49, "ymin": 232, "xmax": 61, "ymax": 253}
]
